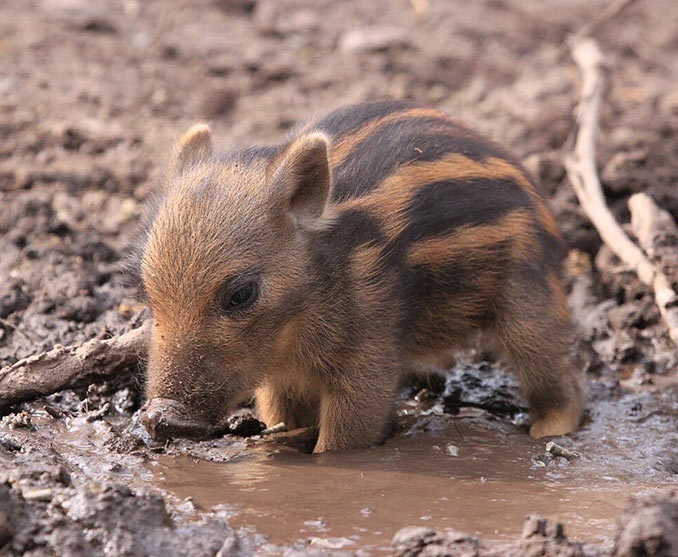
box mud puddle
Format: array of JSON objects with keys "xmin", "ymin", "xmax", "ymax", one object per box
[
  {"xmin": 150, "ymin": 400, "xmax": 674, "ymax": 553},
  {"xmin": 5, "ymin": 370, "xmax": 676, "ymax": 554}
]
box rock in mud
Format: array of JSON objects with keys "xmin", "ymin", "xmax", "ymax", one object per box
[
  {"xmin": 215, "ymin": 533, "xmax": 242, "ymax": 556},
  {"xmin": 40, "ymin": 0, "xmax": 117, "ymax": 33},
  {"xmin": 612, "ymin": 489, "xmax": 678, "ymax": 557},
  {"xmin": 516, "ymin": 515, "xmax": 584, "ymax": 557},
  {"xmin": 607, "ymin": 303, "xmax": 643, "ymax": 331},
  {"xmin": 0, "ymin": 279, "xmax": 31, "ymax": 319},
  {"xmin": 545, "ymin": 442, "xmax": 580, "ymax": 461},
  {"xmin": 226, "ymin": 411, "xmax": 266, "ymax": 437},
  {"xmin": 339, "ymin": 26, "xmax": 410, "ymax": 53},
  {"xmin": 0, "ymin": 479, "xmax": 236, "ymax": 556},
  {"xmin": 392, "ymin": 526, "xmax": 486, "ymax": 556}
]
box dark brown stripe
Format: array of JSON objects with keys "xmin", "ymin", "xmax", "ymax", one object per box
[
  {"xmin": 339, "ymin": 153, "xmax": 549, "ymax": 240},
  {"xmin": 328, "ymin": 108, "xmax": 453, "ymax": 168},
  {"xmin": 305, "ymin": 99, "xmax": 418, "ymax": 139},
  {"xmin": 400, "ymin": 182, "xmax": 534, "ymax": 246},
  {"xmin": 405, "ymin": 209, "xmax": 537, "ymax": 267},
  {"xmin": 330, "ymin": 118, "xmax": 506, "ymax": 203}
]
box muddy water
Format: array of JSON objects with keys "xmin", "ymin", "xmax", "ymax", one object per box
[
  {"xmin": 151, "ymin": 409, "xmax": 664, "ymax": 552},
  {"xmin": 16, "ymin": 378, "xmax": 676, "ymax": 554}
]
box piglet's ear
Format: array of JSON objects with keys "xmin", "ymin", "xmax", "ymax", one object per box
[
  {"xmin": 270, "ymin": 132, "xmax": 331, "ymax": 227},
  {"xmin": 172, "ymin": 123, "xmax": 212, "ymax": 176}
]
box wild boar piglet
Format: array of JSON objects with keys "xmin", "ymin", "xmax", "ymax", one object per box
[{"xmin": 130, "ymin": 100, "xmax": 585, "ymax": 453}]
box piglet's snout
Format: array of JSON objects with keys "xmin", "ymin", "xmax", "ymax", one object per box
[{"xmin": 142, "ymin": 398, "xmax": 211, "ymax": 440}]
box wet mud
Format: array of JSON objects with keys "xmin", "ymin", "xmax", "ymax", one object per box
[
  {"xmin": 1, "ymin": 0, "xmax": 678, "ymax": 555},
  {"xmin": 1, "ymin": 363, "xmax": 676, "ymax": 555}
]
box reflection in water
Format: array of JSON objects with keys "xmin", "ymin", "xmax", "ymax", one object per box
[{"xmin": 153, "ymin": 416, "xmax": 659, "ymax": 552}]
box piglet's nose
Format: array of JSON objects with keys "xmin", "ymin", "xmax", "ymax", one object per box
[{"xmin": 142, "ymin": 398, "xmax": 211, "ymax": 440}]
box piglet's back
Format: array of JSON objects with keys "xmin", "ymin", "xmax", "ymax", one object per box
[{"xmin": 303, "ymin": 100, "xmax": 564, "ymax": 346}]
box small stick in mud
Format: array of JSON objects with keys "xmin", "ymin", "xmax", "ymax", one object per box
[
  {"xmin": 260, "ymin": 422, "xmax": 288, "ymax": 436},
  {"xmin": 545, "ymin": 441, "xmax": 580, "ymax": 461},
  {"xmin": 0, "ymin": 321, "xmax": 150, "ymax": 410},
  {"xmin": 20, "ymin": 487, "xmax": 54, "ymax": 502},
  {"xmin": 564, "ymin": 38, "xmax": 678, "ymax": 346},
  {"xmin": 85, "ymin": 402, "xmax": 112, "ymax": 422}
]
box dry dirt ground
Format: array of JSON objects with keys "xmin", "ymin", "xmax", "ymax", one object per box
[{"xmin": 0, "ymin": 0, "xmax": 677, "ymax": 555}]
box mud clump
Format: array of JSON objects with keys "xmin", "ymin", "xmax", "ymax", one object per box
[
  {"xmin": 226, "ymin": 411, "xmax": 266, "ymax": 437},
  {"xmin": 392, "ymin": 515, "xmax": 587, "ymax": 557},
  {"xmin": 393, "ymin": 496, "xmax": 678, "ymax": 557},
  {"xmin": 516, "ymin": 515, "xmax": 585, "ymax": 557},
  {"xmin": 0, "ymin": 480, "xmax": 238, "ymax": 556},
  {"xmin": 612, "ymin": 490, "xmax": 678, "ymax": 557},
  {"xmin": 392, "ymin": 526, "xmax": 486, "ymax": 557}
]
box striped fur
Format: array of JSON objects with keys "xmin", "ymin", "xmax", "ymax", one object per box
[{"xmin": 134, "ymin": 100, "xmax": 585, "ymax": 452}]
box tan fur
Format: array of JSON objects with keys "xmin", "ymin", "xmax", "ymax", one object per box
[
  {"xmin": 269, "ymin": 132, "xmax": 332, "ymax": 227},
  {"xmin": 173, "ymin": 123, "xmax": 213, "ymax": 176},
  {"xmin": 138, "ymin": 103, "xmax": 584, "ymax": 452},
  {"xmin": 406, "ymin": 209, "xmax": 538, "ymax": 267}
]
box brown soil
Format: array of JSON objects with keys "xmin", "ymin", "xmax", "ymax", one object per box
[{"xmin": 1, "ymin": 0, "xmax": 677, "ymax": 555}]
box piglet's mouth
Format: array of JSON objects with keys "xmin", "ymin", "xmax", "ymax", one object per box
[{"xmin": 141, "ymin": 397, "xmax": 222, "ymax": 441}]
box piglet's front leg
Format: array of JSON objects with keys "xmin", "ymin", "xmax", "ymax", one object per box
[{"xmin": 313, "ymin": 367, "xmax": 400, "ymax": 453}]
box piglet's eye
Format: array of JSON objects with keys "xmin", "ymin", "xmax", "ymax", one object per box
[{"xmin": 224, "ymin": 282, "xmax": 258, "ymax": 313}]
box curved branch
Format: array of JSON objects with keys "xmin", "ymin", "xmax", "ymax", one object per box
[{"xmin": 0, "ymin": 321, "xmax": 150, "ymax": 410}]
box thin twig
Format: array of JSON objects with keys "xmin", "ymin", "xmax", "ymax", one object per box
[{"xmin": 564, "ymin": 38, "xmax": 678, "ymax": 346}]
